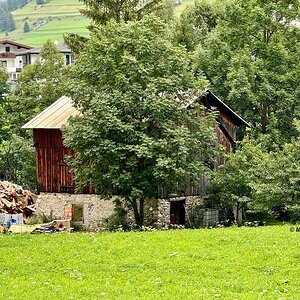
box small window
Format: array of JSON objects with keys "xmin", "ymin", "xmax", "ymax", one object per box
[
  {"xmin": 5, "ymin": 46, "xmax": 10, "ymax": 52},
  {"xmin": 65, "ymin": 54, "xmax": 74, "ymax": 65},
  {"xmin": 24, "ymin": 54, "xmax": 31, "ymax": 65},
  {"xmin": 11, "ymin": 73, "xmax": 20, "ymax": 81},
  {"xmin": 0, "ymin": 60, "xmax": 7, "ymax": 67},
  {"xmin": 72, "ymin": 204, "xmax": 84, "ymax": 223}
]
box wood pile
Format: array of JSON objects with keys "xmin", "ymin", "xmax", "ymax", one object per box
[
  {"xmin": 0, "ymin": 181, "xmax": 37, "ymax": 217},
  {"xmin": 32, "ymin": 220, "xmax": 71, "ymax": 234}
]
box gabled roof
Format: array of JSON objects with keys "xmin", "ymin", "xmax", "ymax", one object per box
[
  {"xmin": 201, "ymin": 90, "xmax": 249, "ymax": 127},
  {"xmin": 0, "ymin": 40, "xmax": 33, "ymax": 50},
  {"xmin": 23, "ymin": 91, "xmax": 249, "ymax": 130},
  {"xmin": 22, "ymin": 96, "xmax": 80, "ymax": 129},
  {"xmin": 18, "ymin": 44, "xmax": 72, "ymax": 55}
]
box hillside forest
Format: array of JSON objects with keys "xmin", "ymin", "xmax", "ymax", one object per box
[{"xmin": 0, "ymin": 0, "xmax": 300, "ymax": 225}]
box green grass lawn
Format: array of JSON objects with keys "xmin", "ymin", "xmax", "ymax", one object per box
[{"xmin": 0, "ymin": 225, "xmax": 299, "ymax": 299}]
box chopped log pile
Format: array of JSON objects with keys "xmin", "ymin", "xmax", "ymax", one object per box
[{"xmin": 0, "ymin": 181, "xmax": 37, "ymax": 217}]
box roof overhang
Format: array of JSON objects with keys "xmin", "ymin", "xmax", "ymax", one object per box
[
  {"xmin": 22, "ymin": 96, "xmax": 80, "ymax": 129},
  {"xmin": 194, "ymin": 90, "xmax": 249, "ymax": 127},
  {"xmin": 0, "ymin": 40, "xmax": 33, "ymax": 50}
]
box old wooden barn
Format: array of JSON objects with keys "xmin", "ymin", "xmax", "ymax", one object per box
[{"xmin": 22, "ymin": 91, "xmax": 248, "ymax": 228}]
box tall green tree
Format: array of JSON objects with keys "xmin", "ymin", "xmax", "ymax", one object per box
[
  {"xmin": 66, "ymin": 0, "xmax": 174, "ymax": 53},
  {"xmin": 79, "ymin": 0, "xmax": 170, "ymax": 25},
  {"xmin": 195, "ymin": 0, "xmax": 300, "ymax": 143},
  {"xmin": 0, "ymin": 134, "xmax": 36, "ymax": 189},
  {"xmin": 208, "ymin": 122, "xmax": 300, "ymax": 222},
  {"xmin": 64, "ymin": 16, "xmax": 216, "ymax": 226},
  {"xmin": 172, "ymin": 0, "xmax": 219, "ymax": 51},
  {"xmin": 0, "ymin": 4, "xmax": 16, "ymax": 32},
  {"xmin": 0, "ymin": 67, "xmax": 8, "ymax": 100},
  {"xmin": 23, "ymin": 21, "xmax": 30, "ymax": 32}
]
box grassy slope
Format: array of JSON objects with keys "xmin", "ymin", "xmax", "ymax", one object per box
[
  {"xmin": 0, "ymin": 0, "xmax": 90, "ymax": 46},
  {"xmin": 0, "ymin": 225, "xmax": 299, "ymax": 299},
  {"xmin": 0, "ymin": 0, "xmax": 199, "ymax": 47}
]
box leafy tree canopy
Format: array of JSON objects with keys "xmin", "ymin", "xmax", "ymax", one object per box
[
  {"xmin": 0, "ymin": 67, "xmax": 8, "ymax": 99},
  {"xmin": 0, "ymin": 134, "xmax": 36, "ymax": 189},
  {"xmin": 66, "ymin": 0, "xmax": 175, "ymax": 53},
  {"xmin": 194, "ymin": 0, "xmax": 300, "ymax": 145},
  {"xmin": 79, "ymin": 0, "xmax": 172, "ymax": 25},
  {"xmin": 64, "ymin": 16, "xmax": 217, "ymax": 226},
  {"xmin": 172, "ymin": 0, "xmax": 220, "ymax": 51},
  {"xmin": 208, "ymin": 122, "xmax": 300, "ymax": 222}
]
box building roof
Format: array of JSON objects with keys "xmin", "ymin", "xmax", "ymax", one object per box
[
  {"xmin": 0, "ymin": 40, "xmax": 33, "ymax": 50},
  {"xmin": 23, "ymin": 91, "xmax": 249, "ymax": 130},
  {"xmin": 18, "ymin": 44, "xmax": 72, "ymax": 55},
  {"xmin": 22, "ymin": 96, "xmax": 80, "ymax": 129},
  {"xmin": 202, "ymin": 90, "xmax": 249, "ymax": 127}
]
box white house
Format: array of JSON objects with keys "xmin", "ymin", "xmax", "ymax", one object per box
[
  {"xmin": 18, "ymin": 44, "xmax": 74, "ymax": 67},
  {"xmin": 0, "ymin": 40, "xmax": 33, "ymax": 81}
]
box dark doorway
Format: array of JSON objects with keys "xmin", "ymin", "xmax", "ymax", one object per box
[{"xmin": 170, "ymin": 200, "xmax": 185, "ymax": 225}]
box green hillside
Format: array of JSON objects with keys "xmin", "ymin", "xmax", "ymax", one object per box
[
  {"xmin": 0, "ymin": 0, "xmax": 197, "ymax": 47},
  {"xmin": 0, "ymin": 0, "xmax": 90, "ymax": 46}
]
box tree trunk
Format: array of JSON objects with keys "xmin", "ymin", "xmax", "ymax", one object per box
[
  {"xmin": 261, "ymin": 101, "xmax": 269, "ymax": 134},
  {"xmin": 130, "ymin": 198, "xmax": 145, "ymax": 227}
]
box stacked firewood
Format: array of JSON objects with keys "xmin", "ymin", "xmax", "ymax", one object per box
[{"xmin": 0, "ymin": 181, "xmax": 37, "ymax": 217}]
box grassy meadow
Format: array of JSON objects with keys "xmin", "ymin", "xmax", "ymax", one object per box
[
  {"xmin": 0, "ymin": 225, "xmax": 299, "ymax": 299},
  {"xmin": 0, "ymin": 0, "xmax": 89, "ymax": 46}
]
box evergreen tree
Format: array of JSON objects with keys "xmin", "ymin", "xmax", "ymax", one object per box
[{"xmin": 23, "ymin": 21, "xmax": 30, "ymax": 32}]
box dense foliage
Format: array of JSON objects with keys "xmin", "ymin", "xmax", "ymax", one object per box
[
  {"xmin": 194, "ymin": 0, "xmax": 300, "ymax": 144},
  {"xmin": 64, "ymin": 16, "xmax": 216, "ymax": 225},
  {"xmin": 0, "ymin": 5, "xmax": 15, "ymax": 32},
  {"xmin": 172, "ymin": 0, "xmax": 219, "ymax": 51},
  {"xmin": 79, "ymin": 0, "xmax": 171, "ymax": 25},
  {"xmin": 208, "ymin": 131, "xmax": 300, "ymax": 222}
]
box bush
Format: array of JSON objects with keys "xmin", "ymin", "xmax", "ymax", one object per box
[{"xmin": 105, "ymin": 199, "xmax": 128, "ymax": 231}]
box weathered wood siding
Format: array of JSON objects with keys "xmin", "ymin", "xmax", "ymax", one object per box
[
  {"xmin": 33, "ymin": 129, "xmax": 94, "ymax": 194},
  {"xmin": 34, "ymin": 129, "xmax": 74, "ymax": 193},
  {"xmin": 218, "ymin": 111, "xmax": 237, "ymax": 142}
]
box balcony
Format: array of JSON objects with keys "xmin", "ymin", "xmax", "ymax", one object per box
[{"xmin": 0, "ymin": 52, "xmax": 16, "ymax": 58}]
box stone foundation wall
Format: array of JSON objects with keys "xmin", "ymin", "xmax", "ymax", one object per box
[
  {"xmin": 35, "ymin": 193, "xmax": 205, "ymax": 229},
  {"xmin": 155, "ymin": 196, "xmax": 204, "ymax": 228},
  {"xmin": 35, "ymin": 193, "xmax": 115, "ymax": 229}
]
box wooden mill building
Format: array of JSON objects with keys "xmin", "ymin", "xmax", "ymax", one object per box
[{"xmin": 23, "ymin": 91, "xmax": 248, "ymax": 227}]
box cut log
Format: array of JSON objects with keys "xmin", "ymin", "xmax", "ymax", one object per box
[{"xmin": 0, "ymin": 181, "xmax": 37, "ymax": 218}]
